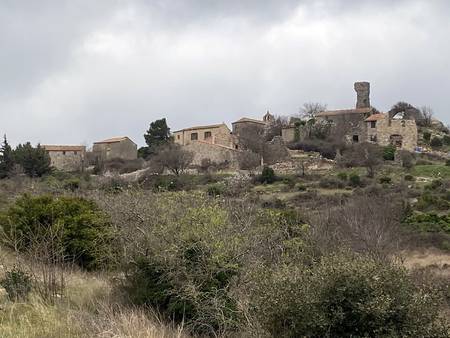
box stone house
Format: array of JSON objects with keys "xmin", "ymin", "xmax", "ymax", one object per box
[
  {"xmin": 232, "ymin": 112, "xmax": 275, "ymax": 149},
  {"xmin": 43, "ymin": 145, "xmax": 86, "ymax": 172},
  {"xmin": 173, "ymin": 123, "xmax": 236, "ymax": 149},
  {"xmin": 365, "ymin": 113, "xmax": 418, "ymax": 151},
  {"xmin": 92, "ymin": 136, "xmax": 137, "ymax": 162},
  {"xmin": 315, "ymin": 82, "xmax": 374, "ymax": 144}
]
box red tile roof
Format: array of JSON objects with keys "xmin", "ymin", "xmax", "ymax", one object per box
[{"xmin": 365, "ymin": 113, "xmax": 386, "ymax": 122}]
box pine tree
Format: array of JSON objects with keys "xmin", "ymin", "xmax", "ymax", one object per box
[
  {"xmin": 0, "ymin": 135, "xmax": 15, "ymax": 179},
  {"xmin": 141, "ymin": 118, "xmax": 171, "ymax": 158},
  {"xmin": 14, "ymin": 142, "xmax": 52, "ymax": 177}
]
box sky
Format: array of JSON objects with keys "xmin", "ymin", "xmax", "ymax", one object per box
[{"xmin": 1, "ymin": 0, "xmax": 449, "ymax": 147}]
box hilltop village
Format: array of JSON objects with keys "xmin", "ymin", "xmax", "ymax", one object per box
[{"xmin": 41, "ymin": 82, "xmax": 447, "ymax": 174}]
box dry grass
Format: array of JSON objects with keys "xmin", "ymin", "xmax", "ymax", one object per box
[{"xmin": 0, "ymin": 249, "xmax": 188, "ymax": 338}]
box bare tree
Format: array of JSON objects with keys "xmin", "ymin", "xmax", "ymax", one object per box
[
  {"xmin": 155, "ymin": 144, "xmax": 194, "ymax": 176},
  {"xmin": 237, "ymin": 150, "xmax": 261, "ymax": 171},
  {"xmin": 420, "ymin": 106, "xmax": 434, "ymax": 127},
  {"xmin": 300, "ymin": 102, "xmax": 327, "ymax": 120},
  {"xmin": 340, "ymin": 143, "xmax": 382, "ymax": 178}
]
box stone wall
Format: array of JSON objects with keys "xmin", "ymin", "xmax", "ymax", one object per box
[
  {"xmin": 174, "ymin": 124, "xmax": 235, "ymax": 148},
  {"xmin": 48, "ymin": 150, "xmax": 85, "ymax": 172},
  {"xmin": 184, "ymin": 141, "xmax": 240, "ymax": 169},
  {"xmin": 263, "ymin": 136, "xmax": 290, "ymax": 164},
  {"xmin": 93, "ymin": 139, "xmax": 138, "ymax": 161},
  {"xmin": 367, "ymin": 116, "xmax": 418, "ymax": 151}
]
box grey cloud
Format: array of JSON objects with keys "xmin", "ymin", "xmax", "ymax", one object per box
[{"xmin": 0, "ymin": 0, "xmax": 449, "ymax": 147}]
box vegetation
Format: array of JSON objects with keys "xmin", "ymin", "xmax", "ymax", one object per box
[
  {"xmin": 139, "ymin": 118, "xmax": 172, "ymax": 158},
  {"xmin": 0, "ymin": 195, "xmax": 115, "ymax": 269}
]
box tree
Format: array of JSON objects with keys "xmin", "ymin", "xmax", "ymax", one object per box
[
  {"xmin": 300, "ymin": 103, "xmax": 327, "ymax": 139},
  {"xmin": 420, "ymin": 106, "xmax": 434, "ymax": 127},
  {"xmin": 0, "ymin": 135, "xmax": 15, "ymax": 179},
  {"xmin": 14, "ymin": 143, "xmax": 52, "ymax": 177},
  {"xmin": 141, "ymin": 118, "xmax": 171, "ymax": 158},
  {"xmin": 340, "ymin": 143, "xmax": 382, "ymax": 178},
  {"xmin": 155, "ymin": 144, "xmax": 193, "ymax": 176}
]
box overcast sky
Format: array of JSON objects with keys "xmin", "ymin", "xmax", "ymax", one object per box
[{"xmin": 1, "ymin": 0, "xmax": 449, "ymax": 147}]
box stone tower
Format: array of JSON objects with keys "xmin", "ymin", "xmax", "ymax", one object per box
[
  {"xmin": 354, "ymin": 82, "xmax": 370, "ymax": 109},
  {"xmin": 263, "ymin": 110, "xmax": 275, "ymax": 123}
]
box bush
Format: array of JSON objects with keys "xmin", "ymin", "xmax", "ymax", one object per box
[
  {"xmin": 259, "ymin": 166, "xmax": 276, "ymax": 184},
  {"xmin": 337, "ymin": 172, "xmax": 348, "ymax": 181},
  {"xmin": 423, "ymin": 131, "xmax": 432, "ymax": 143},
  {"xmin": 319, "ymin": 177, "xmax": 345, "ymax": 189},
  {"xmin": 446, "ymin": 159, "xmax": 450, "ymax": 167},
  {"xmin": 431, "ymin": 137, "xmax": 443, "ymax": 148},
  {"xmin": 206, "ymin": 183, "xmax": 226, "ymax": 196},
  {"xmin": 63, "ymin": 178, "xmax": 81, "ymax": 192},
  {"xmin": 289, "ymin": 140, "xmax": 337, "ymax": 159},
  {"xmin": 349, "ymin": 173, "xmax": 362, "ymax": 187},
  {"xmin": 0, "ymin": 266, "xmax": 33, "ymax": 301},
  {"xmin": 379, "ymin": 176, "xmax": 392, "ymax": 184},
  {"xmin": 251, "ymin": 252, "xmax": 448, "ymax": 338},
  {"xmin": 425, "ymin": 179, "xmax": 443, "ymax": 191},
  {"xmin": 0, "ymin": 195, "xmax": 116, "ymax": 270},
  {"xmin": 443, "ymin": 135, "xmax": 450, "ymax": 146},
  {"xmin": 383, "ymin": 145, "xmax": 396, "ymax": 161},
  {"xmin": 398, "ymin": 150, "xmax": 415, "ymax": 169},
  {"xmin": 405, "ymin": 174, "xmax": 415, "ymax": 181}
]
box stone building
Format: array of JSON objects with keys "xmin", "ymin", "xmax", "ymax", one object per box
[
  {"xmin": 92, "ymin": 136, "xmax": 137, "ymax": 161},
  {"xmin": 173, "ymin": 123, "xmax": 236, "ymax": 148},
  {"xmin": 184, "ymin": 141, "xmax": 240, "ymax": 169},
  {"xmin": 43, "ymin": 145, "xmax": 86, "ymax": 172},
  {"xmin": 316, "ymin": 82, "xmax": 374, "ymax": 143},
  {"xmin": 365, "ymin": 113, "xmax": 418, "ymax": 151}
]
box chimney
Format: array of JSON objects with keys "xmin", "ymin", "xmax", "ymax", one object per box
[{"xmin": 354, "ymin": 82, "xmax": 370, "ymax": 109}]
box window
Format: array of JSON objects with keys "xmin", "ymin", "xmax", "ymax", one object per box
[
  {"xmin": 191, "ymin": 133, "xmax": 198, "ymax": 141},
  {"xmin": 370, "ymin": 121, "xmax": 376, "ymax": 129},
  {"xmin": 177, "ymin": 135, "xmax": 180, "ymax": 140},
  {"xmin": 74, "ymin": 151, "xmax": 78, "ymax": 155},
  {"xmin": 401, "ymin": 120, "xmax": 406, "ymax": 127},
  {"xmin": 353, "ymin": 135, "xmax": 359, "ymax": 143},
  {"xmin": 204, "ymin": 131, "xmax": 212, "ymax": 139},
  {"xmin": 62, "ymin": 151, "xmax": 66, "ymax": 155}
]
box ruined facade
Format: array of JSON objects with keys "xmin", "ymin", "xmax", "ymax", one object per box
[
  {"xmin": 173, "ymin": 123, "xmax": 236, "ymax": 148},
  {"xmin": 92, "ymin": 137, "xmax": 138, "ymax": 161},
  {"xmin": 366, "ymin": 113, "xmax": 418, "ymax": 151},
  {"xmin": 43, "ymin": 145, "xmax": 86, "ymax": 172}
]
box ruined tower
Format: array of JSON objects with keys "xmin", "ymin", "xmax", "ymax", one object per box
[{"xmin": 354, "ymin": 82, "xmax": 370, "ymax": 109}]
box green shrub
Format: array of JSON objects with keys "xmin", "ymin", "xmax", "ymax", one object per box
[
  {"xmin": 63, "ymin": 178, "xmax": 81, "ymax": 192},
  {"xmin": 423, "ymin": 131, "xmax": 432, "ymax": 143},
  {"xmin": 379, "ymin": 176, "xmax": 392, "ymax": 184},
  {"xmin": 446, "ymin": 159, "xmax": 450, "ymax": 167},
  {"xmin": 425, "ymin": 179, "xmax": 443, "ymax": 191},
  {"xmin": 405, "ymin": 212, "xmax": 450, "ymax": 234},
  {"xmin": 0, "ymin": 266, "xmax": 33, "ymax": 301},
  {"xmin": 261, "ymin": 197, "xmax": 286, "ymax": 209},
  {"xmin": 259, "ymin": 166, "xmax": 276, "ymax": 184},
  {"xmin": 443, "ymin": 135, "xmax": 450, "ymax": 146},
  {"xmin": 349, "ymin": 173, "xmax": 362, "ymax": 187},
  {"xmin": 252, "ymin": 252, "xmax": 448, "ymax": 337},
  {"xmin": 337, "ymin": 172, "xmax": 348, "ymax": 181},
  {"xmin": 405, "ymin": 174, "xmax": 415, "ymax": 181},
  {"xmin": 0, "ymin": 195, "xmax": 116, "ymax": 270},
  {"xmin": 430, "ymin": 137, "xmax": 443, "ymax": 148},
  {"xmin": 206, "ymin": 183, "xmax": 226, "ymax": 196},
  {"xmin": 383, "ymin": 145, "xmax": 396, "ymax": 161}
]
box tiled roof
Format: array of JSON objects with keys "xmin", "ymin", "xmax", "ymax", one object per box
[
  {"xmin": 42, "ymin": 145, "xmax": 86, "ymax": 152},
  {"xmin": 94, "ymin": 136, "xmax": 134, "ymax": 144},
  {"xmin": 232, "ymin": 117, "xmax": 267, "ymax": 125},
  {"xmin": 365, "ymin": 113, "xmax": 386, "ymax": 122},
  {"xmin": 316, "ymin": 107, "xmax": 373, "ymax": 117},
  {"xmin": 173, "ymin": 123, "xmax": 227, "ymax": 133}
]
